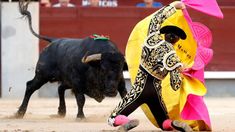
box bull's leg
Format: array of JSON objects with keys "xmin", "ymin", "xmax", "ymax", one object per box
[
  {"xmin": 117, "ymin": 78, "xmax": 127, "ymax": 98},
  {"xmin": 57, "ymin": 84, "xmax": 70, "ymax": 117},
  {"xmin": 74, "ymin": 93, "xmax": 85, "ymax": 119},
  {"xmin": 15, "ymin": 76, "xmax": 47, "ymax": 118}
]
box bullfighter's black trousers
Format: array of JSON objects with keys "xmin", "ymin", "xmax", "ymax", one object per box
[{"xmin": 111, "ymin": 66, "xmax": 169, "ymax": 129}]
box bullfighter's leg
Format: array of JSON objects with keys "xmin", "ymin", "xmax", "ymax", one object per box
[
  {"xmin": 144, "ymin": 78, "xmax": 192, "ymax": 132},
  {"xmin": 110, "ymin": 74, "xmax": 170, "ymax": 130},
  {"xmin": 57, "ymin": 83, "xmax": 70, "ymax": 117},
  {"xmin": 16, "ymin": 76, "xmax": 48, "ymax": 118},
  {"xmin": 143, "ymin": 77, "xmax": 169, "ymax": 130},
  {"xmin": 108, "ymin": 92, "xmax": 143, "ymax": 131},
  {"xmin": 108, "ymin": 69, "xmax": 147, "ymax": 129}
]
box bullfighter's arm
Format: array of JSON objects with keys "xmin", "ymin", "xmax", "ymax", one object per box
[
  {"xmin": 170, "ymin": 67, "xmax": 183, "ymax": 91},
  {"xmin": 148, "ymin": 1, "xmax": 185, "ymax": 34},
  {"xmin": 163, "ymin": 51, "xmax": 183, "ymax": 91}
]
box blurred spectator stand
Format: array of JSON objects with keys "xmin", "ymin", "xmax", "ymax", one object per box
[
  {"xmin": 136, "ymin": 0, "xmax": 162, "ymax": 8},
  {"xmin": 82, "ymin": 0, "xmax": 118, "ymax": 7},
  {"xmin": 40, "ymin": 0, "xmax": 51, "ymax": 7},
  {"xmin": 52, "ymin": 0, "xmax": 76, "ymax": 7}
]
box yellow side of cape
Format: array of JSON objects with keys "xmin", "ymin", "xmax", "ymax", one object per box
[{"xmin": 125, "ymin": 10, "xmax": 209, "ymax": 130}]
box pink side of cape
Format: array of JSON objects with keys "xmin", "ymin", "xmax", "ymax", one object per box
[
  {"xmin": 182, "ymin": 0, "xmax": 224, "ymax": 19},
  {"xmin": 181, "ymin": 94, "xmax": 211, "ymax": 126},
  {"xmin": 180, "ymin": 9, "xmax": 212, "ymax": 127}
]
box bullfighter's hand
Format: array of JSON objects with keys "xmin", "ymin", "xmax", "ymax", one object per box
[
  {"xmin": 170, "ymin": 1, "xmax": 186, "ymax": 10},
  {"xmin": 179, "ymin": 64, "xmax": 188, "ymax": 73}
]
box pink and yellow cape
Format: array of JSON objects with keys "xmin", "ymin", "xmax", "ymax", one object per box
[{"xmin": 125, "ymin": 9, "xmax": 212, "ymax": 131}]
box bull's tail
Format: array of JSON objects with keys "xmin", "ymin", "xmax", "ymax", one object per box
[{"xmin": 19, "ymin": 0, "xmax": 54, "ymax": 42}]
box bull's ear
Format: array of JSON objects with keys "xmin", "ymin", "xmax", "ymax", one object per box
[{"xmin": 82, "ymin": 53, "xmax": 102, "ymax": 63}]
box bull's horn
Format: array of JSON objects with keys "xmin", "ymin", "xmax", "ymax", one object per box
[{"xmin": 82, "ymin": 53, "xmax": 102, "ymax": 63}]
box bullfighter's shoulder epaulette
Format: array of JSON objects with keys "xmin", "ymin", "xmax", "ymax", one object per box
[{"xmin": 90, "ymin": 34, "xmax": 110, "ymax": 41}]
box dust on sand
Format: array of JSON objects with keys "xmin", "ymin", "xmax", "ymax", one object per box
[{"xmin": 0, "ymin": 97, "xmax": 235, "ymax": 132}]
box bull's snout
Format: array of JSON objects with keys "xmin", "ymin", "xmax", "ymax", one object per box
[
  {"xmin": 104, "ymin": 80, "xmax": 119, "ymax": 97},
  {"xmin": 104, "ymin": 90, "xmax": 118, "ymax": 97},
  {"xmin": 94, "ymin": 96, "xmax": 104, "ymax": 103},
  {"xmin": 104, "ymin": 86, "xmax": 118, "ymax": 97}
]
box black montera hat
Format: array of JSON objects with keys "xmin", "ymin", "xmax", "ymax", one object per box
[{"xmin": 160, "ymin": 26, "xmax": 187, "ymax": 40}]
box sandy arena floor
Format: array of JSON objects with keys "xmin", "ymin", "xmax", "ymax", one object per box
[{"xmin": 0, "ymin": 97, "xmax": 235, "ymax": 132}]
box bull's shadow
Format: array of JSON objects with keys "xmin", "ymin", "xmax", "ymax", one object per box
[{"xmin": 15, "ymin": 0, "xmax": 127, "ymax": 119}]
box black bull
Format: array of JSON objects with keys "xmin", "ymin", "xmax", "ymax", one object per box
[{"xmin": 16, "ymin": 0, "xmax": 127, "ymax": 118}]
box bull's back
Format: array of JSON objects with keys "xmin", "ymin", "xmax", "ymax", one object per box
[
  {"xmin": 36, "ymin": 38, "xmax": 85, "ymax": 79},
  {"xmin": 48, "ymin": 37, "xmax": 119, "ymax": 57}
]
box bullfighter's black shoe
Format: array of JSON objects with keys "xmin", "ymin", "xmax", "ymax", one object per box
[
  {"xmin": 171, "ymin": 120, "xmax": 193, "ymax": 132},
  {"xmin": 117, "ymin": 119, "xmax": 139, "ymax": 132}
]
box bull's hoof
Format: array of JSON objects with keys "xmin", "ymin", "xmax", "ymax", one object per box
[
  {"xmin": 58, "ymin": 107, "xmax": 66, "ymax": 116},
  {"xmin": 14, "ymin": 112, "xmax": 25, "ymax": 119},
  {"xmin": 57, "ymin": 111, "xmax": 66, "ymax": 117},
  {"xmin": 75, "ymin": 117, "xmax": 86, "ymax": 121},
  {"xmin": 77, "ymin": 114, "xmax": 85, "ymax": 118},
  {"xmin": 76, "ymin": 114, "xmax": 85, "ymax": 121}
]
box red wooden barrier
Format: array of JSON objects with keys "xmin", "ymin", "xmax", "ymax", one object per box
[{"xmin": 40, "ymin": 7, "xmax": 235, "ymax": 71}]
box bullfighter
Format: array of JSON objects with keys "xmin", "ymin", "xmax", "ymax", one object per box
[{"xmin": 108, "ymin": 1, "xmax": 193, "ymax": 132}]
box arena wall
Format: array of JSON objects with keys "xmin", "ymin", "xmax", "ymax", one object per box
[{"xmin": 1, "ymin": 2, "xmax": 39, "ymax": 98}]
